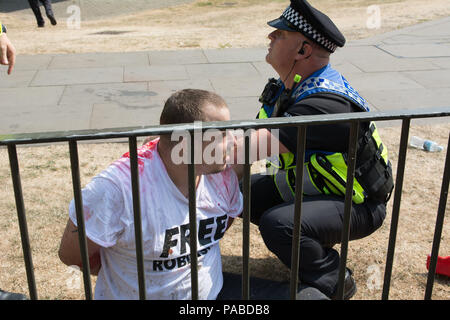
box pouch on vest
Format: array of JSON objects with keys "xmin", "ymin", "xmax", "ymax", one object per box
[
  {"xmin": 354, "ymin": 123, "xmax": 394, "ymax": 203},
  {"xmin": 309, "ymin": 153, "xmax": 366, "ymax": 204}
]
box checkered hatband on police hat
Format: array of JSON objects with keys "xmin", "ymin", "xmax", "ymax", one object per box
[{"xmin": 282, "ymin": 6, "xmax": 338, "ymax": 52}]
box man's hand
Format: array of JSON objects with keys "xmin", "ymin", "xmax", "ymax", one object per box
[
  {"xmin": 0, "ymin": 33, "xmax": 16, "ymax": 75},
  {"xmin": 230, "ymin": 128, "xmax": 290, "ymax": 180}
]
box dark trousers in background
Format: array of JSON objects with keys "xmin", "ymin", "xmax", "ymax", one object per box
[
  {"xmin": 28, "ymin": 0, "xmax": 55, "ymax": 26},
  {"xmin": 247, "ymin": 173, "xmax": 386, "ymax": 297}
]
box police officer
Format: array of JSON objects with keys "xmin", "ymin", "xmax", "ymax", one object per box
[
  {"xmin": 28, "ymin": 0, "xmax": 57, "ymax": 27},
  {"xmin": 233, "ymin": 0, "xmax": 394, "ymax": 299}
]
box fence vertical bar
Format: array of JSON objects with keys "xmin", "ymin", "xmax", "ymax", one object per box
[
  {"xmin": 289, "ymin": 126, "xmax": 307, "ymax": 300},
  {"xmin": 128, "ymin": 136, "xmax": 147, "ymax": 300},
  {"xmin": 188, "ymin": 130, "xmax": 199, "ymax": 300},
  {"xmin": 424, "ymin": 132, "xmax": 450, "ymax": 300},
  {"xmin": 336, "ymin": 121, "xmax": 360, "ymax": 300},
  {"xmin": 242, "ymin": 133, "xmax": 251, "ymax": 300},
  {"xmin": 7, "ymin": 144, "xmax": 38, "ymax": 300},
  {"xmin": 382, "ymin": 118, "xmax": 411, "ymax": 300},
  {"xmin": 68, "ymin": 140, "xmax": 93, "ymax": 300}
]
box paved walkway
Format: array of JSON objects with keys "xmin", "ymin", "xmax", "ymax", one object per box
[
  {"xmin": 0, "ymin": 0, "xmax": 194, "ymax": 20},
  {"xmin": 0, "ymin": 16, "xmax": 449, "ymax": 134}
]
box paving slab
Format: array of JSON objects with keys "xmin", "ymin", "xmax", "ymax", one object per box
[
  {"xmin": 90, "ymin": 103, "xmax": 162, "ymax": 129},
  {"xmin": 333, "ymin": 46, "xmax": 439, "ymax": 72},
  {"xmin": 48, "ymin": 52, "xmax": 149, "ymax": 69},
  {"xmin": 343, "ymin": 72, "xmax": 425, "ymax": 92},
  {"xmin": 148, "ymin": 50, "xmax": 208, "ymax": 65},
  {"xmin": 0, "ymin": 70, "xmax": 37, "ymax": 88},
  {"xmin": 124, "ymin": 65, "xmax": 189, "ymax": 82},
  {"xmin": 147, "ymin": 79, "xmax": 215, "ymax": 97},
  {"xmin": 58, "ymin": 82, "xmax": 151, "ymax": 106},
  {"xmin": 251, "ymin": 61, "xmax": 278, "ymax": 79},
  {"xmin": 378, "ymin": 43, "xmax": 450, "ymax": 58},
  {"xmin": 12, "ymin": 54, "xmax": 54, "ymax": 71},
  {"xmin": 226, "ymin": 96, "xmax": 261, "ymax": 121},
  {"xmin": 402, "ymin": 70, "xmax": 450, "ymax": 89},
  {"xmin": 203, "ymin": 48, "xmax": 268, "ymax": 63},
  {"xmin": 0, "ymin": 104, "xmax": 93, "ymax": 134},
  {"xmin": 209, "ymin": 75, "xmax": 266, "ymax": 98},
  {"xmin": 185, "ymin": 63, "xmax": 260, "ymax": 79},
  {"xmin": 359, "ymin": 87, "xmax": 450, "ymax": 111},
  {"xmin": 0, "ymin": 86, "xmax": 65, "ymax": 108},
  {"xmin": 31, "ymin": 67, "xmax": 124, "ymax": 86}
]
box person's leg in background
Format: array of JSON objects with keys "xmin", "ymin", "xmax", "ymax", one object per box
[
  {"xmin": 28, "ymin": 0, "xmax": 45, "ymax": 27},
  {"xmin": 39, "ymin": 0, "xmax": 57, "ymax": 25}
]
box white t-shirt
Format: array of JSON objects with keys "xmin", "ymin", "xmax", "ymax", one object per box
[{"xmin": 69, "ymin": 138, "xmax": 243, "ymax": 300}]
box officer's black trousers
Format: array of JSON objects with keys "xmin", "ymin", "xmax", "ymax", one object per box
[
  {"xmin": 28, "ymin": 0, "xmax": 55, "ymax": 26},
  {"xmin": 248, "ymin": 173, "xmax": 386, "ymax": 297}
]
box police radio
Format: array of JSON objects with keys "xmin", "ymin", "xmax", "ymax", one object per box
[{"xmin": 259, "ymin": 78, "xmax": 283, "ymax": 106}]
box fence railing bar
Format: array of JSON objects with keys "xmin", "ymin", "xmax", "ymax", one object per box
[
  {"xmin": 188, "ymin": 130, "xmax": 199, "ymax": 300},
  {"xmin": 1, "ymin": 108, "xmax": 448, "ymax": 146},
  {"xmin": 336, "ymin": 121, "xmax": 360, "ymax": 300},
  {"xmin": 382, "ymin": 118, "xmax": 411, "ymax": 300},
  {"xmin": 424, "ymin": 132, "xmax": 450, "ymax": 300},
  {"xmin": 242, "ymin": 133, "xmax": 251, "ymax": 300},
  {"xmin": 128, "ymin": 136, "xmax": 147, "ymax": 300},
  {"xmin": 68, "ymin": 140, "xmax": 93, "ymax": 300},
  {"xmin": 289, "ymin": 125, "xmax": 307, "ymax": 300},
  {"xmin": 7, "ymin": 144, "xmax": 38, "ymax": 300}
]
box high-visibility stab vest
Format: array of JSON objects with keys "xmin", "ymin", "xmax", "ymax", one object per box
[{"xmin": 258, "ymin": 64, "xmax": 394, "ymax": 204}]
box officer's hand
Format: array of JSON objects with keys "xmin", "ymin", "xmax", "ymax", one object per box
[{"xmin": 0, "ymin": 33, "xmax": 16, "ymax": 75}]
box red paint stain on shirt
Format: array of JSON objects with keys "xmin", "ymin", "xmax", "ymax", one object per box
[{"xmin": 113, "ymin": 138, "xmax": 159, "ymax": 174}]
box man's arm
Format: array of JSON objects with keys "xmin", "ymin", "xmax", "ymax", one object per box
[
  {"xmin": 231, "ymin": 128, "xmax": 290, "ymax": 180},
  {"xmin": 58, "ymin": 219, "xmax": 103, "ymax": 275},
  {"xmin": 0, "ymin": 24, "xmax": 16, "ymax": 75}
]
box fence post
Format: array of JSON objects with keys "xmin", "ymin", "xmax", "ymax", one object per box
[
  {"xmin": 242, "ymin": 133, "xmax": 251, "ymax": 300},
  {"xmin": 128, "ymin": 136, "xmax": 147, "ymax": 300},
  {"xmin": 7, "ymin": 144, "xmax": 38, "ymax": 300},
  {"xmin": 188, "ymin": 130, "xmax": 199, "ymax": 300},
  {"xmin": 424, "ymin": 132, "xmax": 450, "ymax": 299},
  {"xmin": 68, "ymin": 140, "xmax": 93, "ymax": 300},
  {"xmin": 336, "ymin": 121, "xmax": 359, "ymax": 300},
  {"xmin": 382, "ymin": 118, "xmax": 411, "ymax": 300},
  {"xmin": 289, "ymin": 126, "xmax": 307, "ymax": 300}
]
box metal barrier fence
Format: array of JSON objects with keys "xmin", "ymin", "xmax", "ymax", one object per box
[{"xmin": 1, "ymin": 107, "xmax": 449, "ymax": 300}]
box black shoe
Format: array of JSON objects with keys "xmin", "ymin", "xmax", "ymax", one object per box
[
  {"xmin": 330, "ymin": 268, "xmax": 357, "ymax": 300},
  {"xmin": 0, "ymin": 289, "xmax": 28, "ymax": 300},
  {"xmin": 48, "ymin": 16, "xmax": 57, "ymax": 26},
  {"xmin": 38, "ymin": 23, "xmax": 45, "ymax": 28}
]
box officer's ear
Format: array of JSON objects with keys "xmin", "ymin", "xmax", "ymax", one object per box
[{"xmin": 295, "ymin": 41, "xmax": 312, "ymax": 60}]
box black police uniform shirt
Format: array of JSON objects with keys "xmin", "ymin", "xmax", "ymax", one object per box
[{"xmin": 273, "ymin": 92, "xmax": 367, "ymax": 159}]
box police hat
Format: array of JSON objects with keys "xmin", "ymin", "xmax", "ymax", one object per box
[{"xmin": 267, "ymin": 0, "xmax": 345, "ymax": 52}]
